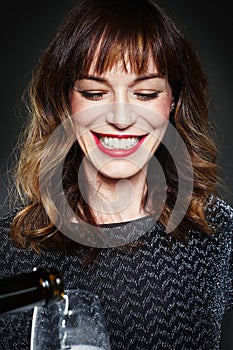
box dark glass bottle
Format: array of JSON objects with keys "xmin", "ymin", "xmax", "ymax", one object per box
[{"xmin": 0, "ymin": 267, "xmax": 64, "ymax": 315}]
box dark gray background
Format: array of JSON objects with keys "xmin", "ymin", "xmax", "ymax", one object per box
[
  {"xmin": 0, "ymin": 0, "xmax": 232, "ymax": 213},
  {"xmin": 0, "ymin": 1, "xmax": 232, "ymax": 347},
  {"xmin": 0, "ymin": 1, "xmax": 232, "ymax": 213}
]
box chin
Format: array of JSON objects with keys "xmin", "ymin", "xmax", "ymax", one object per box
[{"xmin": 96, "ymin": 159, "xmax": 147, "ymax": 180}]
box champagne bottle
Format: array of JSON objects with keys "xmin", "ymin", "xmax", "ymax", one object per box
[{"xmin": 0, "ymin": 267, "xmax": 64, "ymax": 315}]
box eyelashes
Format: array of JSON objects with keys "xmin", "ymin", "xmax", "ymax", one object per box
[
  {"xmin": 78, "ymin": 91, "xmax": 107, "ymax": 101},
  {"xmin": 135, "ymin": 92, "xmax": 159, "ymax": 101},
  {"xmin": 76, "ymin": 90, "xmax": 161, "ymax": 101}
]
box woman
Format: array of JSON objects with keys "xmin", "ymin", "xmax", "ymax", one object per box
[{"xmin": 0, "ymin": 0, "xmax": 232, "ymax": 349}]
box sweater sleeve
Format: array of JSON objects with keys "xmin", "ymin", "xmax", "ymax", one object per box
[
  {"xmin": 225, "ymin": 203, "xmax": 233, "ymax": 311},
  {"xmin": 206, "ymin": 196, "xmax": 233, "ymax": 311}
]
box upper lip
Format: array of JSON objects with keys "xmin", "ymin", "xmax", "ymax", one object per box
[{"xmin": 92, "ymin": 132, "xmax": 147, "ymax": 139}]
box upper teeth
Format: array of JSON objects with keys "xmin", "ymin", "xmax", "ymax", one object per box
[{"xmin": 99, "ymin": 136, "xmax": 140, "ymax": 149}]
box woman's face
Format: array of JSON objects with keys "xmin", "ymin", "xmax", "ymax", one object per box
[{"xmin": 69, "ymin": 58, "xmax": 173, "ymax": 179}]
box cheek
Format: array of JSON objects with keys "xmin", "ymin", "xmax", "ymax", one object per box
[
  {"xmin": 150, "ymin": 96, "xmax": 172, "ymax": 124},
  {"xmin": 69, "ymin": 90, "xmax": 92, "ymax": 130},
  {"xmin": 145, "ymin": 105, "xmax": 170, "ymax": 130},
  {"xmin": 69, "ymin": 88, "xmax": 89, "ymax": 116},
  {"xmin": 74, "ymin": 126, "xmax": 94, "ymax": 155},
  {"xmin": 68, "ymin": 89, "xmax": 77, "ymax": 115}
]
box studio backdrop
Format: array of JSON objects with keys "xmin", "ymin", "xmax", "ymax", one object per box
[
  {"xmin": 0, "ymin": 0, "xmax": 233, "ymax": 348},
  {"xmin": 0, "ymin": 0, "xmax": 232, "ymax": 212}
]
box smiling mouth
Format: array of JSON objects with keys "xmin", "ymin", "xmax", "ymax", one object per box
[
  {"xmin": 100, "ymin": 135, "xmax": 141, "ymax": 149},
  {"xmin": 91, "ymin": 132, "xmax": 147, "ymax": 157}
]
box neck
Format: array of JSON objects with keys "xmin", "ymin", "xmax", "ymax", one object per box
[{"xmin": 78, "ymin": 159, "xmax": 150, "ymax": 224}]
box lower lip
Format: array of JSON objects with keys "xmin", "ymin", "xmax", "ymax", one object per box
[{"xmin": 91, "ymin": 133, "xmax": 147, "ymax": 158}]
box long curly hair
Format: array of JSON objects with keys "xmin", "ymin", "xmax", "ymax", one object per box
[{"xmin": 10, "ymin": 0, "xmax": 219, "ymax": 256}]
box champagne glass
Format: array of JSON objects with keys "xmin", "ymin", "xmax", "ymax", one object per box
[{"xmin": 30, "ymin": 289, "xmax": 111, "ymax": 350}]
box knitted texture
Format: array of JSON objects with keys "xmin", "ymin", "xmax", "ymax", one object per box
[{"xmin": 0, "ymin": 196, "xmax": 232, "ymax": 349}]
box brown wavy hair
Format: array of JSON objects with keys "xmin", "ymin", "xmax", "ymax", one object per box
[{"xmin": 10, "ymin": 0, "xmax": 219, "ymax": 257}]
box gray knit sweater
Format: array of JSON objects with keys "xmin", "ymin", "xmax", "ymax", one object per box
[{"xmin": 0, "ymin": 196, "xmax": 233, "ymax": 350}]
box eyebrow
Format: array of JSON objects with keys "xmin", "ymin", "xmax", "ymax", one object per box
[
  {"xmin": 81, "ymin": 73, "xmax": 161, "ymax": 83},
  {"xmin": 134, "ymin": 74, "xmax": 161, "ymax": 82}
]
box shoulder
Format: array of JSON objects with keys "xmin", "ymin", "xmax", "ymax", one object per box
[
  {"xmin": 0, "ymin": 206, "xmax": 22, "ymax": 232},
  {"xmin": 205, "ymin": 195, "xmax": 233, "ymax": 233},
  {"xmin": 0, "ymin": 206, "xmax": 33, "ymax": 278}
]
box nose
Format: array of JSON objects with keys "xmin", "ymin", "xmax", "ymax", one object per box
[{"xmin": 106, "ymin": 103, "xmax": 136, "ymax": 129}]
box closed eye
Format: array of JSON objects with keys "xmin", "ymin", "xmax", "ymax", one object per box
[
  {"xmin": 134, "ymin": 92, "xmax": 160, "ymax": 101},
  {"xmin": 74, "ymin": 89, "xmax": 107, "ymax": 101},
  {"xmin": 74, "ymin": 87, "xmax": 162, "ymax": 101}
]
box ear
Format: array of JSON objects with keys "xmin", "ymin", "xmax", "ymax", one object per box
[{"xmin": 170, "ymin": 100, "xmax": 175, "ymax": 112}]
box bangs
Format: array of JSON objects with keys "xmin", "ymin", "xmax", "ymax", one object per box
[
  {"xmin": 65, "ymin": 0, "xmax": 170, "ymax": 81},
  {"xmin": 81, "ymin": 29, "xmax": 158, "ymax": 76}
]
